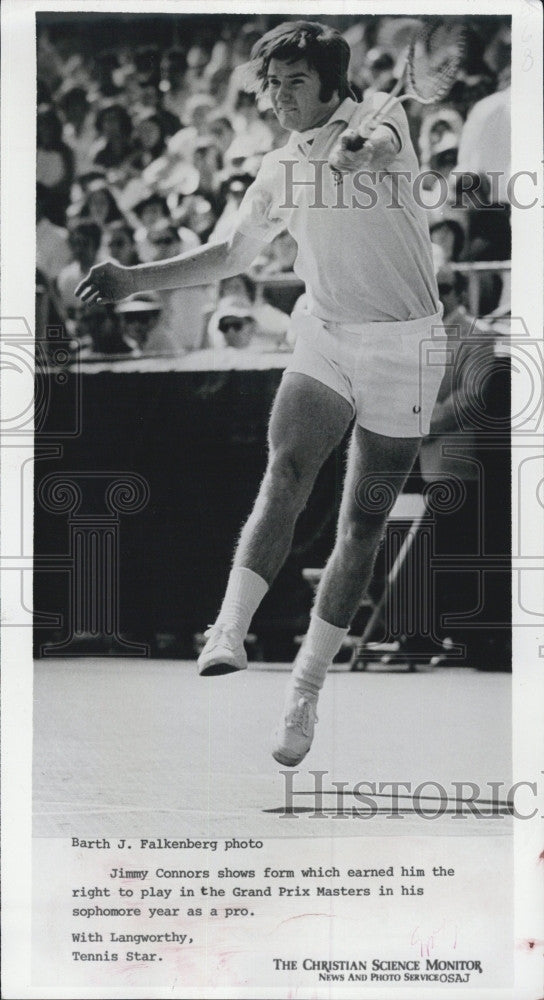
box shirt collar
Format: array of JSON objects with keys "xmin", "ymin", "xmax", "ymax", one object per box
[{"xmin": 288, "ymin": 98, "xmax": 359, "ymax": 150}]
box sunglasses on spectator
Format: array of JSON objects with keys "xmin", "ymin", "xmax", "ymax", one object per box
[
  {"xmin": 438, "ymin": 283, "xmax": 454, "ymax": 295},
  {"xmin": 151, "ymin": 235, "xmax": 176, "ymax": 246},
  {"xmin": 218, "ymin": 317, "xmax": 249, "ymax": 333}
]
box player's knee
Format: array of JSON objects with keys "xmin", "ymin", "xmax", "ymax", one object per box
[
  {"xmin": 268, "ymin": 448, "xmax": 312, "ymax": 500},
  {"xmin": 338, "ymin": 510, "xmax": 386, "ymax": 548}
]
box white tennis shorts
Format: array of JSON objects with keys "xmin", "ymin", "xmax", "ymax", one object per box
[{"xmin": 284, "ymin": 307, "xmax": 448, "ymax": 438}]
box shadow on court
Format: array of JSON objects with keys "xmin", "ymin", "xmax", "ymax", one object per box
[{"xmin": 33, "ymin": 659, "xmax": 512, "ymax": 839}]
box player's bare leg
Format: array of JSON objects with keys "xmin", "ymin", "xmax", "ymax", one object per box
[
  {"xmin": 315, "ymin": 427, "xmax": 421, "ymax": 626},
  {"xmin": 272, "ymin": 426, "xmax": 420, "ymax": 765},
  {"xmin": 198, "ymin": 374, "xmax": 353, "ymax": 675}
]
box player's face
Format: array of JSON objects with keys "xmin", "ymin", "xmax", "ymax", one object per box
[{"xmin": 266, "ymin": 57, "xmax": 338, "ymax": 132}]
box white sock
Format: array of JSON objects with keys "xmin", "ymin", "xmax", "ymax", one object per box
[
  {"xmin": 292, "ymin": 614, "xmax": 349, "ymax": 696},
  {"xmin": 216, "ymin": 566, "xmax": 268, "ymax": 638}
]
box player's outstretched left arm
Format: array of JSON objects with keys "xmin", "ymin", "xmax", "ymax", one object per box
[{"xmin": 329, "ymin": 122, "xmax": 400, "ymax": 174}]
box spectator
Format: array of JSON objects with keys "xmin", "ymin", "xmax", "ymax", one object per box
[
  {"xmin": 36, "ymin": 183, "xmax": 72, "ymax": 280},
  {"xmin": 137, "ymin": 200, "xmax": 201, "ymax": 262},
  {"xmin": 56, "ymin": 220, "xmax": 102, "ymax": 314},
  {"xmin": 132, "ymin": 79, "xmax": 181, "ymax": 138},
  {"xmin": 207, "ymin": 113, "xmax": 235, "ymax": 157},
  {"xmin": 91, "ymin": 103, "xmax": 133, "ymax": 170},
  {"xmin": 36, "ymin": 266, "xmax": 69, "ymax": 345},
  {"xmin": 90, "ymin": 50, "xmax": 122, "ymax": 102},
  {"xmin": 203, "ymin": 37, "xmax": 233, "ymax": 99},
  {"xmin": 447, "ymin": 26, "xmax": 497, "ymax": 118},
  {"xmin": 37, "ymin": 13, "xmax": 511, "ymax": 358},
  {"xmin": 36, "ymin": 104, "xmax": 74, "ymax": 224},
  {"xmin": 115, "ymin": 294, "xmax": 163, "ymax": 352},
  {"xmin": 208, "ymin": 296, "xmax": 259, "ymax": 350},
  {"xmin": 184, "ymin": 44, "xmax": 211, "ymax": 98},
  {"xmin": 143, "ymin": 220, "xmax": 212, "ymax": 352},
  {"xmin": 419, "ymin": 107, "xmax": 464, "ymax": 172},
  {"xmin": 213, "ymin": 274, "xmax": 292, "ymax": 349},
  {"xmin": 130, "ymin": 112, "xmax": 168, "ymax": 171},
  {"xmin": 168, "ymin": 94, "xmax": 217, "ymax": 162},
  {"xmin": 58, "ymin": 86, "xmax": 97, "ymax": 175},
  {"xmin": 418, "ymin": 133, "xmax": 460, "ymax": 208},
  {"xmin": 209, "ymin": 172, "xmax": 254, "ymax": 243},
  {"xmin": 455, "ymin": 85, "xmax": 511, "ymax": 205},
  {"xmin": 133, "ymin": 191, "xmax": 170, "ymax": 229},
  {"xmin": 77, "ymin": 302, "xmax": 137, "ymax": 356},
  {"xmin": 79, "ymin": 179, "xmax": 126, "ymax": 227},
  {"xmin": 104, "ymin": 221, "xmax": 140, "ymax": 266},
  {"xmin": 429, "ymin": 219, "xmax": 465, "ymax": 268},
  {"xmin": 223, "ymin": 23, "xmax": 268, "ymax": 110},
  {"xmin": 160, "ymin": 47, "xmax": 189, "ymax": 120},
  {"xmin": 357, "ymin": 47, "xmax": 396, "ymax": 95},
  {"xmin": 173, "ymin": 194, "xmax": 217, "ymax": 243},
  {"xmin": 453, "ymin": 81, "xmax": 511, "ymax": 310},
  {"xmin": 133, "ymin": 45, "xmax": 161, "ymax": 87},
  {"xmin": 230, "ymin": 90, "xmax": 274, "ymax": 158}
]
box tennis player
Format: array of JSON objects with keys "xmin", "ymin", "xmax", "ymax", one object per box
[{"xmin": 77, "ymin": 21, "xmax": 446, "ymax": 767}]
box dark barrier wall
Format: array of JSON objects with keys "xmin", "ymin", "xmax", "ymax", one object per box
[
  {"xmin": 34, "ymin": 362, "xmax": 511, "ymax": 665},
  {"xmin": 34, "ymin": 368, "xmax": 347, "ymax": 658}
]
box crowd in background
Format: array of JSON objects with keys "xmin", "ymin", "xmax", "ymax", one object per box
[{"xmin": 35, "ymin": 13, "xmax": 512, "ymax": 361}]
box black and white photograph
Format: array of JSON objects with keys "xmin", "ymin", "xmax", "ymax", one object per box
[{"xmin": 1, "ymin": 1, "xmax": 542, "ymax": 997}]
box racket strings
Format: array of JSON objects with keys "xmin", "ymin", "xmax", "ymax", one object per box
[
  {"xmin": 411, "ymin": 60, "xmax": 461, "ymax": 101},
  {"xmin": 408, "ymin": 27, "xmax": 465, "ymax": 102}
]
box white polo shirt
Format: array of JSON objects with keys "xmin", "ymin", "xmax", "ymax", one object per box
[{"xmin": 233, "ymin": 95, "xmax": 440, "ymax": 324}]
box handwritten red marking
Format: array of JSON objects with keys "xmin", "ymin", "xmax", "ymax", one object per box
[{"xmin": 411, "ymin": 918, "xmax": 458, "ymax": 958}]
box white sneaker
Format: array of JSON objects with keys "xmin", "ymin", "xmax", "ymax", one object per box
[
  {"xmin": 197, "ymin": 623, "xmax": 248, "ymax": 676},
  {"xmin": 272, "ymin": 688, "xmax": 318, "ymax": 766}
]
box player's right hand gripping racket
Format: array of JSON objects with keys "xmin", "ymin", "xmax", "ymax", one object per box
[{"xmin": 340, "ymin": 18, "xmax": 466, "ymax": 154}]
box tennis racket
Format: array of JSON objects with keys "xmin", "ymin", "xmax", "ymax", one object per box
[{"xmin": 342, "ymin": 18, "xmax": 466, "ymax": 153}]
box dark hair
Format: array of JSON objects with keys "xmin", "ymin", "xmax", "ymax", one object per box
[
  {"xmin": 68, "ymin": 220, "xmax": 102, "ymax": 252},
  {"xmin": 134, "ymin": 112, "xmax": 167, "ymax": 153},
  {"xmin": 249, "ymin": 20, "xmax": 353, "ymax": 103},
  {"xmin": 95, "ymin": 103, "xmax": 133, "ymax": 138},
  {"xmin": 58, "ymin": 86, "xmax": 88, "ymax": 113},
  {"xmin": 80, "ymin": 184, "xmax": 124, "ymax": 224},
  {"xmin": 133, "ymin": 193, "xmax": 169, "ymax": 219},
  {"xmin": 134, "ymin": 45, "xmax": 161, "ymax": 82},
  {"xmin": 105, "ymin": 220, "xmax": 135, "ymax": 242}
]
